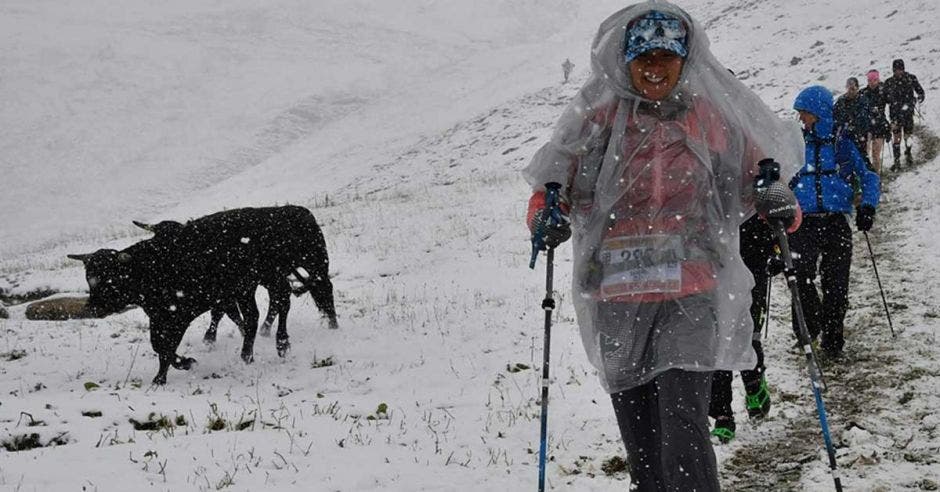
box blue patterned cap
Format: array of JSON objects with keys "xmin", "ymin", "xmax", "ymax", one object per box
[{"xmin": 624, "ymin": 11, "xmax": 688, "ymax": 62}]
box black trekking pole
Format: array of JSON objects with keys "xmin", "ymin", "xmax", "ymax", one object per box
[
  {"xmin": 761, "ymin": 250, "xmax": 779, "ymax": 340},
  {"xmin": 863, "ymin": 231, "xmax": 896, "ymax": 338},
  {"xmin": 754, "ymin": 169, "xmax": 842, "ymax": 491},
  {"xmin": 770, "ymin": 216, "xmax": 843, "ymax": 492},
  {"xmin": 762, "ymin": 273, "xmax": 772, "ymax": 340},
  {"xmin": 529, "ymin": 182, "xmax": 563, "ymax": 492}
]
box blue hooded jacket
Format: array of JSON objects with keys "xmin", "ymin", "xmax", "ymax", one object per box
[{"xmin": 791, "ymin": 85, "xmax": 880, "ymax": 214}]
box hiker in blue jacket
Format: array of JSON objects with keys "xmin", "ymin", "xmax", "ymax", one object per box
[{"xmin": 789, "ymin": 85, "xmax": 881, "ymax": 358}]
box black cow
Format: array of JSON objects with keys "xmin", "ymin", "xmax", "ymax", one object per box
[
  {"xmin": 131, "ymin": 220, "xmax": 305, "ymax": 349},
  {"xmin": 69, "ymin": 205, "xmax": 338, "ymax": 384}
]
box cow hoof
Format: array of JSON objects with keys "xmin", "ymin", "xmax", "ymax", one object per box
[
  {"xmin": 152, "ymin": 374, "xmax": 167, "ymax": 385},
  {"xmin": 173, "ymin": 356, "xmax": 197, "ymax": 370},
  {"xmin": 276, "ymin": 340, "xmax": 291, "ymax": 357},
  {"xmin": 328, "ymin": 318, "xmax": 339, "ymax": 330}
]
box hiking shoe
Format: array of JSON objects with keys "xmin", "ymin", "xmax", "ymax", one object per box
[
  {"xmin": 821, "ymin": 346, "xmax": 844, "ymax": 360},
  {"xmin": 745, "ymin": 376, "xmax": 772, "ymax": 419},
  {"xmin": 905, "ymin": 147, "xmax": 914, "ymax": 166},
  {"xmin": 711, "ymin": 417, "xmax": 736, "ymax": 444}
]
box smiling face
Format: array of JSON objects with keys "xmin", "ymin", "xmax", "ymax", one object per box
[{"xmin": 629, "ymin": 49, "xmax": 684, "ymax": 101}]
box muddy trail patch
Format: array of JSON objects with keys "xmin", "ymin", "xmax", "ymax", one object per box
[
  {"xmin": 881, "ymin": 123, "xmax": 940, "ymax": 184},
  {"xmin": 721, "ymin": 125, "xmax": 940, "ymax": 490}
]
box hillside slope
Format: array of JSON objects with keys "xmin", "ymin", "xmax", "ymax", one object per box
[{"xmin": 1, "ymin": 0, "xmax": 939, "ymax": 490}]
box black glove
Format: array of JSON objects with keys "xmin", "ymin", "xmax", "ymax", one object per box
[
  {"xmin": 530, "ymin": 208, "xmax": 571, "ymax": 249},
  {"xmin": 856, "ymin": 205, "xmax": 875, "ymax": 232},
  {"xmin": 766, "ymin": 251, "xmax": 786, "ymax": 277},
  {"xmin": 755, "ymin": 158, "xmax": 781, "ymax": 188},
  {"xmin": 918, "ymin": 94, "xmax": 926, "ymax": 104}
]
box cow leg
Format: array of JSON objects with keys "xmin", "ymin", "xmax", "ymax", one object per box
[
  {"xmin": 238, "ymin": 297, "xmax": 259, "ymax": 364},
  {"xmin": 275, "ymin": 311, "xmax": 290, "ymax": 356},
  {"xmin": 268, "ymin": 279, "xmax": 292, "ymax": 357},
  {"xmin": 203, "ymin": 309, "xmax": 224, "ymax": 345},
  {"xmin": 172, "ymin": 355, "xmax": 197, "ymax": 370},
  {"xmin": 259, "ymin": 297, "xmax": 277, "ymax": 338},
  {"xmin": 225, "ymin": 304, "xmax": 246, "ymax": 338},
  {"xmin": 298, "ymin": 267, "xmax": 338, "ymax": 329},
  {"xmin": 155, "ymin": 353, "xmax": 172, "ymax": 385},
  {"xmin": 151, "ymin": 321, "xmax": 187, "ymax": 385}
]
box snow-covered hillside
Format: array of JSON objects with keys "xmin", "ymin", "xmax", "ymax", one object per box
[{"xmin": 2, "ymin": 0, "xmax": 939, "ymax": 490}]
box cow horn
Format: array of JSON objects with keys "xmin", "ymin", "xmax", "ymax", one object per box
[
  {"xmin": 132, "ymin": 220, "xmax": 155, "ymax": 232},
  {"xmin": 67, "ymin": 253, "xmax": 92, "ymax": 262}
]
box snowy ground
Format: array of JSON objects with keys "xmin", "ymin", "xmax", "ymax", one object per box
[{"xmin": 1, "ymin": 0, "xmax": 939, "ymax": 490}]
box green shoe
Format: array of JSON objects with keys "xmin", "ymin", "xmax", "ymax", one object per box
[
  {"xmin": 745, "ymin": 376, "xmax": 771, "ymax": 419},
  {"xmin": 711, "ymin": 417, "xmax": 736, "ymax": 444}
]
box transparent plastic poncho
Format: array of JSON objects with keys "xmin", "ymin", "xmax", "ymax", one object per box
[{"xmin": 523, "ymin": 1, "xmax": 804, "ymax": 394}]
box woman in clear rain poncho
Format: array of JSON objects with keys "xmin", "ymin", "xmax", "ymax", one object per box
[{"xmin": 524, "ymin": 2, "xmax": 803, "ymax": 490}]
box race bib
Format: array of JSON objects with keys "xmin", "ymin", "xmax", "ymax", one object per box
[{"xmin": 598, "ymin": 235, "xmax": 683, "ymax": 296}]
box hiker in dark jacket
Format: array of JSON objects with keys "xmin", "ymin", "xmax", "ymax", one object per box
[
  {"xmin": 789, "ymin": 85, "xmax": 881, "ymax": 358},
  {"xmin": 884, "ymin": 59, "xmax": 925, "ymax": 168},
  {"xmin": 860, "ymin": 70, "xmax": 891, "ymax": 173},
  {"xmin": 708, "ymin": 215, "xmax": 781, "ymax": 443},
  {"xmin": 834, "ymin": 77, "xmax": 871, "ymax": 167}
]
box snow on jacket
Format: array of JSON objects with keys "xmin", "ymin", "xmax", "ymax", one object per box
[
  {"xmin": 834, "ymin": 92, "xmax": 870, "ymax": 139},
  {"xmin": 791, "ymin": 86, "xmax": 880, "ymax": 214},
  {"xmin": 526, "ymin": 98, "xmax": 757, "ymax": 302},
  {"xmin": 884, "ymin": 72, "xmax": 925, "ymax": 118},
  {"xmin": 859, "ymin": 83, "xmax": 890, "ymax": 133}
]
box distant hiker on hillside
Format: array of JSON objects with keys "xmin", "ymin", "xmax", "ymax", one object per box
[
  {"xmin": 789, "ymin": 86, "xmax": 881, "ymax": 359},
  {"xmin": 561, "ymin": 58, "xmax": 574, "ymax": 83},
  {"xmin": 884, "ymin": 58, "xmax": 925, "ymax": 169},
  {"xmin": 708, "ymin": 215, "xmax": 780, "ymax": 443},
  {"xmin": 834, "ymin": 77, "xmax": 871, "ymax": 166},
  {"xmin": 860, "ymin": 70, "xmax": 891, "ymax": 173},
  {"xmin": 523, "ymin": 2, "xmax": 803, "ymax": 489}
]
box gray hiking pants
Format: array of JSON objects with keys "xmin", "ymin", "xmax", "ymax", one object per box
[{"xmin": 611, "ymin": 369, "xmax": 719, "ymax": 492}]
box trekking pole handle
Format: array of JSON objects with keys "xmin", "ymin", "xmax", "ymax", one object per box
[{"xmin": 529, "ymin": 182, "xmax": 564, "ymax": 269}]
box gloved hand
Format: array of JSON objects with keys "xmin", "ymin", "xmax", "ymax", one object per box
[
  {"xmin": 918, "ymin": 94, "xmax": 926, "ymax": 104},
  {"xmin": 856, "ymin": 205, "xmax": 876, "ymax": 232},
  {"xmin": 754, "ymin": 158, "xmax": 781, "ymax": 188},
  {"xmin": 530, "ymin": 208, "xmax": 571, "ymax": 249},
  {"xmin": 766, "ymin": 251, "xmax": 786, "ymax": 277}
]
